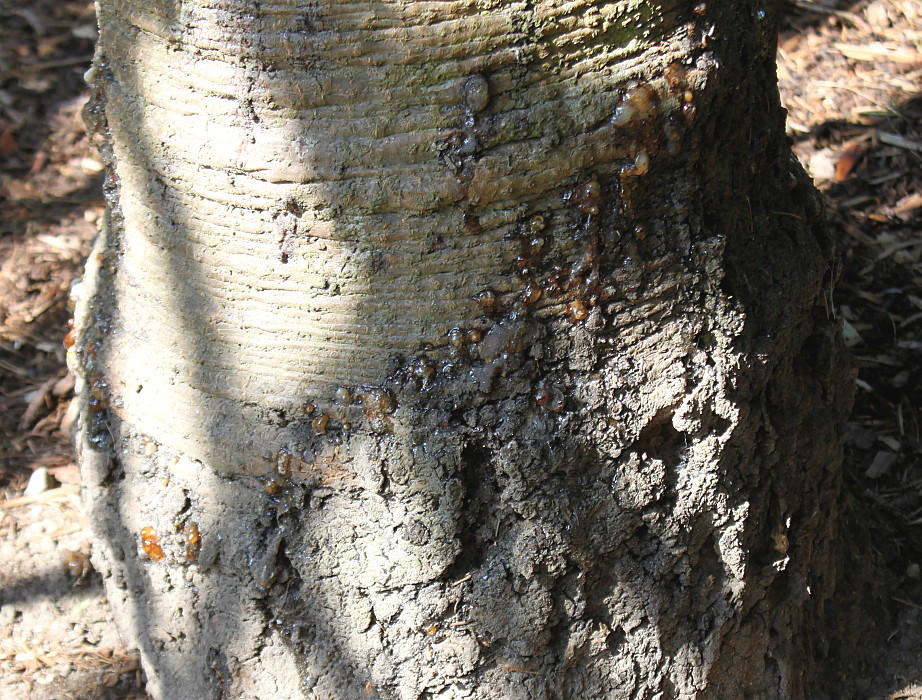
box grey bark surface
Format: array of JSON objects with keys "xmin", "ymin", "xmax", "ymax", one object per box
[{"xmin": 72, "ymin": 1, "xmax": 869, "ymax": 698}]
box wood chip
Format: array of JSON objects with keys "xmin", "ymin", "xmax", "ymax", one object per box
[
  {"xmin": 835, "ymin": 42, "xmax": 921, "ymax": 64},
  {"xmin": 866, "ymin": 451, "xmax": 899, "ymax": 478}
]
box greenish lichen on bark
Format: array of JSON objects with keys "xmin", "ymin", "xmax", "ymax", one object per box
[{"xmin": 72, "ymin": 1, "xmax": 873, "ymax": 698}]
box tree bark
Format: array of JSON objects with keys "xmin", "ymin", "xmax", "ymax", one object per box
[{"xmin": 73, "ymin": 0, "xmax": 867, "ymax": 697}]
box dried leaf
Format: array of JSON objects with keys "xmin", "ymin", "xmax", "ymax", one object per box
[
  {"xmin": 834, "ymin": 144, "xmax": 867, "ymax": 182},
  {"xmin": 19, "ymin": 377, "xmax": 56, "ymax": 431},
  {"xmin": 0, "ymin": 128, "xmax": 18, "ymax": 156}
]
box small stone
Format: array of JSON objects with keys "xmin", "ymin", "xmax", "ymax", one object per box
[{"xmin": 808, "ymin": 150, "xmax": 836, "ymax": 182}]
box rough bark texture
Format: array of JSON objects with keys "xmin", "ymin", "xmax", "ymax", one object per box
[{"xmin": 73, "ymin": 1, "xmax": 863, "ymax": 698}]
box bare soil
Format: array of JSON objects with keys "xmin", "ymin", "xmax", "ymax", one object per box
[{"xmin": 0, "ymin": 1, "xmax": 918, "ymax": 698}]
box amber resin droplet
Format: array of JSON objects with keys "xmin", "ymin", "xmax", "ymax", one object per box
[
  {"xmin": 184, "ymin": 522, "xmax": 200, "ymax": 560},
  {"xmin": 568, "ymin": 300, "xmax": 590, "ymax": 321},
  {"xmin": 140, "ymin": 526, "xmax": 165, "ymax": 562},
  {"xmin": 534, "ymin": 386, "xmax": 552, "ymax": 405},
  {"xmin": 312, "ymin": 414, "xmax": 330, "ymax": 434}
]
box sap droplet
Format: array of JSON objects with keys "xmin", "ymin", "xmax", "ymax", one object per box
[
  {"xmin": 184, "ymin": 521, "xmax": 200, "ymax": 560},
  {"xmin": 63, "ymin": 549, "xmax": 91, "ymax": 578},
  {"xmin": 448, "ymin": 327, "xmax": 465, "ymax": 350},
  {"xmin": 629, "ymin": 85, "xmax": 656, "ymax": 114},
  {"xmin": 583, "ymin": 178, "xmax": 602, "ymax": 199},
  {"xmin": 458, "ymin": 134, "xmax": 479, "ymax": 154},
  {"xmin": 632, "ymin": 152, "xmax": 650, "ymax": 176},
  {"xmin": 276, "ymin": 447, "xmax": 292, "ymax": 476},
  {"xmin": 477, "ymin": 290, "xmax": 498, "ymax": 308},
  {"xmin": 521, "ymin": 284, "xmax": 542, "ymax": 305},
  {"xmin": 664, "ymin": 62, "xmax": 687, "ymax": 90},
  {"xmin": 312, "ymin": 414, "xmax": 330, "ymax": 434},
  {"xmin": 664, "ymin": 123, "xmax": 684, "ymax": 155},
  {"xmin": 440, "ymin": 362, "xmax": 458, "ymax": 378},
  {"xmin": 363, "ymin": 388, "xmax": 396, "ymax": 416},
  {"xmin": 140, "ymin": 527, "xmax": 165, "ymax": 562},
  {"xmin": 410, "ymin": 358, "xmax": 435, "ymax": 380},
  {"xmin": 612, "ymin": 102, "xmax": 635, "ymax": 126},
  {"xmin": 83, "ymin": 63, "xmax": 99, "ymax": 84},
  {"xmin": 567, "ymin": 300, "xmax": 590, "ymax": 321},
  {"xmin": 576, "ymin": 175, "xmax": 602, "ymax": 214},
  {"xmin": 614, "ymin": 85, "xmax": 656, "ymax": 125},
  {"xmin": 335, "ymin": 387, "xmax": 353, "ymax": 405},
  {"xmin": 534, "ymin": 386, "xmax": 551, "ymax": 405}
]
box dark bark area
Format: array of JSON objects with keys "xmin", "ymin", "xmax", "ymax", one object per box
[{"xmin": 72, "ymin": 1, "xmax": 880, "ymax": 698}]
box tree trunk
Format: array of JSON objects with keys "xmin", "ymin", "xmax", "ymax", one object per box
[{"xmin": 73, "ymin": 1, "xmax": 866, "ymax": 697}]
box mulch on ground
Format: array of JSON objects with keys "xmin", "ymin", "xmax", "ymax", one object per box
[
  {"xmin": 779, "ymin": 3, "xmax": 922, "ymax": 695},
  {"xmin": 0, "ymin": 1, "xmax": 142, "ymax": 697}
]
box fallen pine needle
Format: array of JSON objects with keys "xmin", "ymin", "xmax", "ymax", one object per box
[
  {"xmin": 878, "ymin": 131, "xmax": 922, "ymax": 152},
  {"xmin": 893, "ymin": 597, "xmax": 922, "ymax": 612},
  {"xmin": 0, "ymin": 485, "xmax": 79, "ymax": 510}
]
